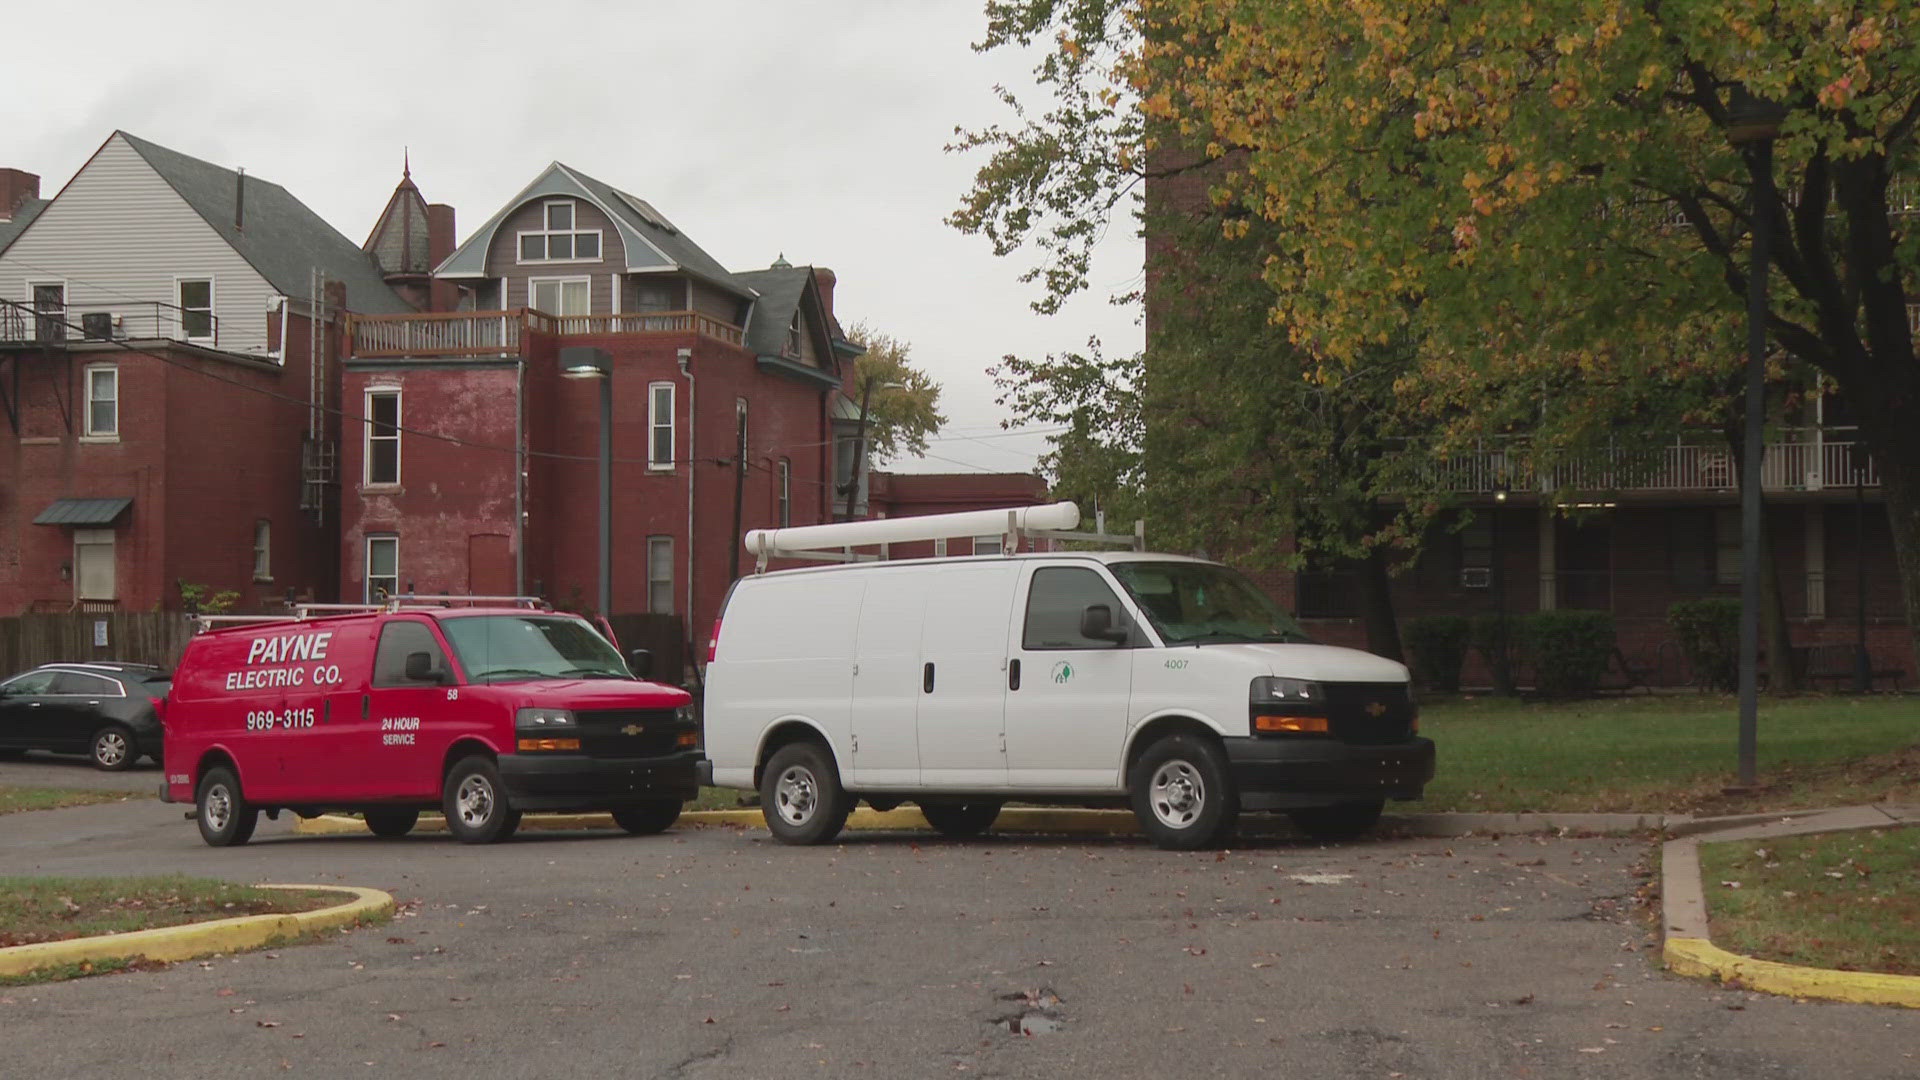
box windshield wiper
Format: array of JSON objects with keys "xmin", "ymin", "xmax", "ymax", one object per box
[
  {"xmin": 556, "ymin": 667, "xmax": 628, "ymax": 679},
  {"xmin": 475, "ymin": 668, "xmax": 549, "ymax": 682}
]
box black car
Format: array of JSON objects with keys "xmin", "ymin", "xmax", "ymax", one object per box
[{"xmin": 0, "ymin": 662, "xmax": 170, "ymax": 770}]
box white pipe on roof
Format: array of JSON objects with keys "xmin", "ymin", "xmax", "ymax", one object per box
[{"xmin": 747, "ymin": 501, "xmax": 1080, "ymax": 558}]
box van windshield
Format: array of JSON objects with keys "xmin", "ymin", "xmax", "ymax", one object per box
[
  {"xmin": 1108, "ymin": 562, "xmax": 1311, "ymax": 646},
  {"xmin": 439, "ymin": 615, "xmax": 631, "ymax": 683}
]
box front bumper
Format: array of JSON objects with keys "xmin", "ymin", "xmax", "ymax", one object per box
[
  {"xmin": 498, "ymin": 750, "xmax": 703, "ymax": 810},
  {"xmin": 1223, "ymin": 735, "xmax": 1435, "ymax": 810}
]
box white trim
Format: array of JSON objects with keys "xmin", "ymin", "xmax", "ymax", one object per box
[
  {"xmin": 778, "ymin": 459, "xmax": 792, "ymax": 527},
  {"xmin": 609, "ymin": 272, "xmax": 621, "ymax": 332},
  {"xmin": 514, "ymin": 199, "xmax": 605, "ymax": 265},
  {"xmin": 365, "ymin": 534, "xmax": 399, "ymax": 603},
  {"xmin": 81, "ymin": 362, "xmax": 119, "ymax": 441},
  {"xmin": 647, "ymin": 381, "xmax": 676, "ymax": 471},
  {"xmin": 24, "ymin": 279, "xmax": 66, "ymax": 340},
  {"xmin": 364, "ymin": 387, "xmax": 401, "ymax": 486},
  {"xmin": 646, "ymin": 535, "xmax": 674, "ymax": 615},
  {"xmin": 526, "ymin": 275, "xmax": 592, "ymax": 317},
  {"xmin": 253, "ymin": 518, "xmax": 272, "ymax": 582},
  {"xmin": 173, "ymin": 274, "xmax": 215, "ymax": 343}
]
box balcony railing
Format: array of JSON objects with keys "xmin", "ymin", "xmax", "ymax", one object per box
[
  {"xmin": 1428, "ymin": 426, "xmax": 1880, "ymax": 495},
  {"xmin": 348, "ymin": 308, "xmax": 745, "ymax": 359},
  {"xmin": 1, "ymin": 298, "xmax": 217, "ymax": 347}
]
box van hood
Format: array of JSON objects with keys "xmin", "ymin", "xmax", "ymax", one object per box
[{"xmin": 1187, "ymin": 642, "xmax": 1410, "ymax": 684}]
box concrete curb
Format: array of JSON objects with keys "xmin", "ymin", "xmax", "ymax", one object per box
[
  {"xmin": 0, "ymin": 884, "xmax": 396, "ymax": 980},
  {"xmin": 1662, "ymin": 805, "xmax": 1920, "ymax": 1008}
]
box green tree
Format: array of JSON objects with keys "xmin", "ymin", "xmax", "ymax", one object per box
[{"xmin": 844, "ymin": 321, "xmax": 947, "ymax": 465}]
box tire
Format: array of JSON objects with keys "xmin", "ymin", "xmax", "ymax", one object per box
[
  {"xmin": 611, "ymin": 799, "xmax": 682, "ymax": 836},
  {"xmin": 1129, "ymin": 733, "xmax": 1238, "ymax": 851},
  {"xmin": 195, "ymin": 766, "xmax": 258, "ymax": 847},
  {"xmin": 364, "ymin": 809, "xmax": 420, "ymax": 838},
  {"xmin": 442, "ymin": 756, "xmax": 517, "ymax": 844},
  {"xmin": 760, "ymin": 741, "xmax": 850, "ymax": 845},
  {"xmin": 918, "ymin": 799, "xmax": 1003, "ymax": 839},
  {"xmin": 90, "ymin": 725, "xmax": 137, "ymax": 771},
  {"xmin": 1289, "ymin": 798, "xmax": 1386, "ymax": 842}
]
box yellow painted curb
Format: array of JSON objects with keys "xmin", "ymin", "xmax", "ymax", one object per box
[
  {"xmin": 293, "ymin": 807, "xmax": 1143, "ymax": 837},
  {"xmin": 1665, "ymin": 936, "xmax": 1920, "ymax": 1009},
  {"xmin": 0, "ymin": 884, "xmax": 395, "ymax": 979}
]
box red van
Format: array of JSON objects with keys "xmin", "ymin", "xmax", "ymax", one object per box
[{"xmin": 162, "ymin": 598, "xmax": 700, "ymax": 847}]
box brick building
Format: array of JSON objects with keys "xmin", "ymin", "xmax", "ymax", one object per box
[{"xmin": 0, "ymin": 132, "xmax": 412, "ymax": 614}]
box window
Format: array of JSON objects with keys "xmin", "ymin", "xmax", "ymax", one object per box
[
  {"xmin": 253, "ymin": 519, "xmax": 271, "ymax": 581},
  {"xmin": 51, "ymin": 671, "xmax": 123, "ymax": 697},
  {"xmin": 786, "ymin": 313, "xmax": 803, "ymax": 357},
  {"xmin": 777, "ymin": 459, "xmax": 791, "ymax": 527},
  {"xmin": 365, "ymin": 390, "xmax": 400, "ymax": 485},
  {"xmin": 177, "ymin": 278, "xmax": 213, "ymax": 339},
  {"xmin": 74, "ymin": 528, "xmax": 115, "ymax": 601},
  {"xmin": 648, "ymin": 382, "xmax": 675, "ymax": 469},
  {"xmin": 647, "ymin": 536, "xmax": 674, "ymax": 614},
  {"xmin": 634, "ymin": 284, "xmax": 675, "ymax": 313},
  {"xmin": 372, "ymin": 620, "xmax": 447, "ymax": 687},
  {"xmin": 529, "ymin": 277, "xmax": 591, "ymax": 316},
  {"xmin": 933, "ymin": 538, "xmax": 948, "ymax": 557},
  {"xmin": 366, "ymin": 535, "xmax": 399, "ymax": 602},
  {"xmin": 32, "ymin": 282, "xmax": 64, "ymax": 343},
  {"xmin": 517, "ymin": 200, "xmax": 603, "ymax": 263},
  {"xmin": 1023, "ymin": 567, "xmax": 1129, "ymax": 650},
  {"xmin": 1, "ymin": 671, "xmax": 60, "ymax": 696},
  {"xmin": 84, "ymin": 365, "xmax": 118, "ymax": 438},
  {"xmin": 1714, "ymin": 507, "xmax": 1742, "ymax": 586},
  {"xmin": 973, "ymin": 535, "xmax": 1004, "ymax": 556}
]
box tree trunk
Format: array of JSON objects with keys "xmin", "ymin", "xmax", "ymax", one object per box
[
  {"xmin": 1875, "ymin": 456, "xmax": 1920, "ymax": 678},
  {"xmin": 1358, "ymin": 547, "xmax": 1404, "ymax": 663}
]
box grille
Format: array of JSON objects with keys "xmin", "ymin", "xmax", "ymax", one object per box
[
  {"xmin": 574, "ymin": 708, "xmax": 684, "ymax": 758},
  {"xmin": 1320, "ymin": 683, "xmax": 1416, "ymax": 745}
]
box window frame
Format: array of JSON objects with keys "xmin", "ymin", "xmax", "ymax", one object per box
[
  {"xmin": 28, "ymin": 280, "xmax": 66, "ymax": 344},
  {"xmin": 973, "ymin": 535, "xmax": 1005, "ymax": 556},
  {"xmin": 515, "ymin": 199, "xmax": 604, "ymax": 265},
  {"xmin": 73, "ymin": 528, "xmax": 116, "ymax": 602},
  {"xmin": 527, "ymin": 275, "xmax": 592, "ymax": 317},
  {"xmin": 777, "ymin": 459, "xmax": 792, "ymax": 527},
  {"xmin": 371, "ymin": 618, "xmax": 448, "ymax": 688},
  {"xmin": 82, "ymin": 363, "xmax": 119, "ymax": 440},
  {"xmin": 364, "ymin": 388, "xmax": 401, "ymax": 486},
  {"xmin": 253, "ymin": 519, "xmax": 272, "ymax": 582},
  {"xmin": 647, "ymin": 381, "xmax": 676, "ymax": 471},
  {"xmin": 175, "ymin": 276, "xmax": 214, "ymax": 341},
  {"xmin": 365, "ymin": 534, "xmax": 399, "ymax": 603},
  {"xmin": 646, "ymin": 535, "xmax": 674, "ymax": 615},
  {"xmin": 1021, "ymin": 566, "xmax": 1132, "ymax": 651}
]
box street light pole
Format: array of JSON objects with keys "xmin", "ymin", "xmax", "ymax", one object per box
[
  {"xmin": 561, "ymin": 346, "xmax": 614, "ymax": 617},
  {"xmin": 1493, "ymin": 481, "xmax": 1511, "ymax": 695}
]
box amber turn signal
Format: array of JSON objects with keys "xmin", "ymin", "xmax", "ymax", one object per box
[
  {"xmin": 1254, "ymin": 714, "xmax": 1328, "ymax": 734},
  {"xmin": 675, "ymin": 731, "xmax": 698, "ymax": 748},
  {"xmin": 517, "ymin": 737, "xmax": 581, "ymax": 752}
]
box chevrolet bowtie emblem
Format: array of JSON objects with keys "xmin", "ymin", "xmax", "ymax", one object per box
[
  {"xmin": 622, "ymin": 723, "xmax": 646, "ymax": 736},
  {"xmin": 1365, "ymin": 702, "xmax": 1388, "ymax": 718}
]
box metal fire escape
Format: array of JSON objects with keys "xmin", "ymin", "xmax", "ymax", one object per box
[{"xmin": 298, "ymin": 270, "xmax": 337, "ymax": 525}]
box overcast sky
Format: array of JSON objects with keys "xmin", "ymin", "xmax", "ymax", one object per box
[{"xmin": 6, "ymin": 0, "xmax": 1141, "ymax": 477}]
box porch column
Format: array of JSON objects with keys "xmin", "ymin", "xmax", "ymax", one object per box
[
  {"xmin": 1805, "ymin": 505, "xmax": 1827, "ymax": 619},
  {"xmin": 1537, "ymin": 507, "xmax": 1557, "ymax": 611}
]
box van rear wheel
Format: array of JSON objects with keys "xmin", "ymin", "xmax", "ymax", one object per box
[
  {"xmin": 761, "ymin": 741, "xmax": 850, "ymax": 845},
  {"xmin": 195, "ymin": 766, "xmax": 258, "ymax": 847},
  {"xmin": 611, "ymin": 800, "xmax": 682, "ymax": 836},
  {"xmin": 443, "ymin": 756, "xmax": 517, "ymax": 844},
  {"xmin": 919, "ymin": 799, "xmax": 1002, "ymax": 839},
  {"xmin": 1289, "ymin": 799, "xmax": 1385, "ymax": 841},
  {"xmin": 1129, "ymin": 734, "xmax": 1237, "ymax": 851},
  {"xmin": 364, "ymin": 809, "xmax": 420, "ymax": 839}
]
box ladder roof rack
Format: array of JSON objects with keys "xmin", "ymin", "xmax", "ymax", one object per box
[{"xmin": 745, "ymin": 501, "xmax": 1145, "ymax": 572}]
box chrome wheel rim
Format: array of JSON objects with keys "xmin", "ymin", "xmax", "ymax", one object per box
[
  {"xmin": 455, "ymin": 774, "xmax": 496, "ymax": 828},
  {"xmin": 95, "ymin": 731, "xmax": 127, "ymax": 767},
  {"xmin": 203, "ymin": 783, "xmax": 233, "ymax": 832},
  {"xmin": 773, "ymin": 765, "xmax": 818, "ymax": 826},
  {"xmin": 1148, "ymin": 760, "xmax": 1205, "ymax": 829}
]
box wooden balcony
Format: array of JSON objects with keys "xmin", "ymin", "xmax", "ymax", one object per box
[
  {"xmin": 1429, "ymin": 426, "xmax": 1880, "ymax": 497},
  {"xmin": 347, "ymin": 308, "xmax": 745, "ymax": 360}
]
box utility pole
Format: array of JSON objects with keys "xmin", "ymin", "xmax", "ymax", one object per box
[{"xmin": 728, "ymin": 408, "xmax": 747, "ymax": 582}]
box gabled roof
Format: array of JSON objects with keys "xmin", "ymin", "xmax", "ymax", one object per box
[
  {"xmin": 733, "ymin": 265, "xmax": 815, "ymax": 359},
  {"xmin": 435, "ymin": 162, "xmax": 749, "ymax": 297},
  {"xmin": 0, "ymin": 198, "xmax": 48, "ymax": 254},
  {"xmin": 116, "ymin": 132, "xmax": 412, "ymax": 315}
]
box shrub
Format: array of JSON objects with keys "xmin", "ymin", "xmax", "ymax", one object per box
[
  {"xmin": 1529, "ymin": 610, "xmax": 1616, "ymax": 696},
  {"xmin": 1469, "ymin": 613, "xmax": 1529, "ymax": 693},
  {"xmin": 1403, "ymin": 616, "xmax": 1471, "ymax": 691},
  {"xmin": 1668, "ymin": 597, "xmax": 1742, "ymax": 692}
]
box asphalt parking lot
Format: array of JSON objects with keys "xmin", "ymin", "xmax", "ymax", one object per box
[{"xmin": 1, "ymin": 773, "xmax": 1916, "ymax": 1078}]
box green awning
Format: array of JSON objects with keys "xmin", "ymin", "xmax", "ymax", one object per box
[{"xmin": 34, "ymin": 497, "xmax": 132, "ymax": 526}]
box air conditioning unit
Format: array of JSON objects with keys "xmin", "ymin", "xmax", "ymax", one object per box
[
  {"xmin": 1459, "ymin": 567, "xmax": 1492, "ymax": 589},
  {"xmin": 81, "ymin": 312, "xmax": 116, "ymax": 340}
]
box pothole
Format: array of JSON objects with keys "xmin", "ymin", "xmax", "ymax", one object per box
[{"xmin": 993, "ymin": 987, "xmax": 1067, "ymax": 1036}]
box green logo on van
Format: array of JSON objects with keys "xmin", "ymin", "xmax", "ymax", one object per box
[{"xmin": 1051, "ymin": 661, "xmax": 1074, "ymax": 684}]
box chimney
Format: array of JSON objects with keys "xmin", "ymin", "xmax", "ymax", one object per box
[
  {"xmin": 234, "ymin": 166, "xmax": 246, "ymax": 231},
  {"xmin": 812, "ymin": 267, "xmax": 837, "ymax": 322},
  {"xmin": 0, "ymin": 168, "xmax": 40, "ymax": 219},
  {"xmin": 427, "ymin": 204, "xmax": 456, "ymax": 265}
]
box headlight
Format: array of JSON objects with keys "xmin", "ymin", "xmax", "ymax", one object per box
[
  {"xmin": 1250, "ymin": 676, "xmax": 1324, "ymax": 704},
  {"xmin": 674, "ymin": 703, "xmax": 695, "ymax": 725},
  {"xmin": 515, "ymin": 707, "xmax": 577, "ymax": 730}
]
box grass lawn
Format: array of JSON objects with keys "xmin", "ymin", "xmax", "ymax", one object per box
[
  {"xmin": 1698, "ymin": 827, "xmax": 1920, "ymax": 976},
  {"xmin": 0, "ymin": 787, "xmax": 137, "ymax": 815},
  {"xmin": 1418, "ymin": 693, "xmax": 1920, "ymax": 814}
]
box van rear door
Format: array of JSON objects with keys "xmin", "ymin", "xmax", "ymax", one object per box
[{"xmin": 914, "ymin": 562, "xmax": 1019, "ymax": 790}]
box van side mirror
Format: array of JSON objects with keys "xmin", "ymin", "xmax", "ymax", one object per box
[
  {"xmin": 403, "ymin": 651, "xmax": 442, "ymax": 683},
  {"xmin": 1079, "ymin": 604, "xmax": 1130, "ymax": 645},
  {"xmin": 628, "ymin": 648, "xmax": 653, "ymax": 680}
]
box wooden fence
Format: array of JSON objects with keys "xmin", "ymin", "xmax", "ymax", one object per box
[{"xmin": 0, "ymin": 612, "xmax": 197, "ymax": 676}]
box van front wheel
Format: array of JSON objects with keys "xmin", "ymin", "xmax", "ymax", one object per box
[
  {"xmin": 1129, "ymin": 734, "xmax": 1237, "ymax": 851},
  {"xmin": 443, "ymin": 756, "xmax": 517, "ymax": 844},
  {"xmin": 761, "ymin": 741, "xmax": 850, "ymax": 845}
]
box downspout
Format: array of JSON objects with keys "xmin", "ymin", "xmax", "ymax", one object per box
[
  {"xmin": 515, "ymin": 355, "xmax": 526, "ymax": 596},
  {"xmin": 679, "ymin": 347, "xmax": 696, "ymax": 638}
]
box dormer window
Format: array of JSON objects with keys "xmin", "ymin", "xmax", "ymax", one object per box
[
  {"xmin": 786, "ymin": 313, "xmax": 803, "ymax": 357},
  {"xmin": 518, "ymin": 200, "xmax": 602, "ymax": 263}
]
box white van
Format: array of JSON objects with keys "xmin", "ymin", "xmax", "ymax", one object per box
[{"xmin": 701, "ymin": 504, "xmax": 1433, "ymax": 850}]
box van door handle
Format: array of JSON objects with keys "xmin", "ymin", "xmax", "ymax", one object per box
[
  {"xmin": 923, "ymin": 662, "xmax": 935, "ymax": 694},
  {"xmin": 361, "ymin": 694, "xmax": 370, "ymax": 720},
  {"xmin": 322, "ymin": 698, "xmax": 331, "ymax": 724},
  {"xmin": 1008, "ymin": 659, "xmax": 1021, "ymax": 691}
]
